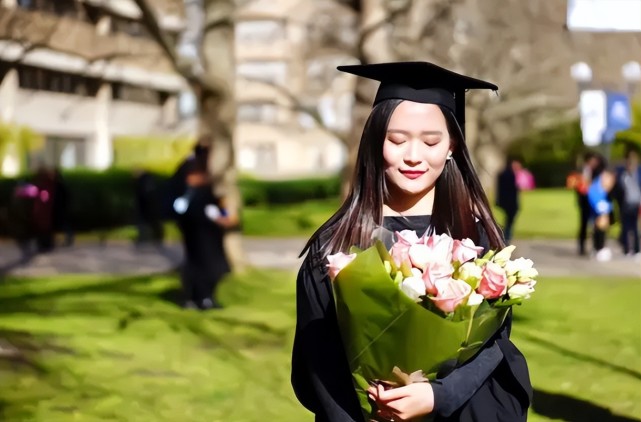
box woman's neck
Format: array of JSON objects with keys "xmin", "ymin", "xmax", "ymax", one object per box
[{"xmin": 383, "ymin": 188, "xmax": 435, "ymax": 217}]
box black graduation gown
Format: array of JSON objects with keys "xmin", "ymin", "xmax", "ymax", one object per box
[
  {"xmin": 176, "ymin": 186, "xmax": 230, "ymax": 303},
  {"xmin": 291, "ymin": 217, "xmax": 532, "ymax": 422}
]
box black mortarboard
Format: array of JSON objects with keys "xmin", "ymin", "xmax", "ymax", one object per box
[{"xmin": 337, "ymin": 61, "xmax": 498, "ymax": 137}]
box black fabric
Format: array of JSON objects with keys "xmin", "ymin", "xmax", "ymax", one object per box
[
  {"xmin": 577, "ymin": 193, "xmax": 591, "ymax": 255},
  {"xmin": 175, "ymin": 186, "xmax": 230, "ymax": 305},
  {"xmin": 336, "ymin": 62, "xmax": 498, "ymax": 135},
  {"xmin": 375, "ymin": 85, "xmax": 456, "ymax": 114},
  {"xmin": 496, "ymin": 168, "xmax": 519, "ymax": 214},
  {"xmin": 291, "ymin": 217, "xmax": 532, "ymax": 422}
]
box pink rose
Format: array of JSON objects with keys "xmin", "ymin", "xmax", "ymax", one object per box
[
  {"xmin": 430, "ymin": 278, "xmax": 472, "ymax": 313},
  {"xmin": 422, "ymin": 261, "xmax": 454, "ymax": 296},
  {"xmin": 477, "ymin": 261, "xmax": 509, "ymax": 299},
  {"xmin": 390, "ymin": 230, "xmax": 421, "ymax": 267},
  {"xmin": 452, "ymin": 238, "xmax": 484, "ymax": 264},
  {"xmin": 326, "ymin": 252, "xmax": 357, "ymax": 280},
  {"xmin": 424, "ymin": 233, "xmax": 454, "ymax": 263}
]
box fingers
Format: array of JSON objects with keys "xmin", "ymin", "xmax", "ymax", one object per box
[{"xmin": 376, "ymin": 385, "xmax": 410, "ymax": 402}]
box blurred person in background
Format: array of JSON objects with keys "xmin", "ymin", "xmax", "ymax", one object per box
[
  {"xmin": 613, "ymin": 148, "xmax": 641, "ymax": 258},
  {"xmin": 133, "ymin": 168, "xmax": 164, "ymax": 248},
  {"xmin": 52, "ymin": 168, "xmax": 74, "ymax": 247},
  {"xmin": 515, "ymin": 164, "xmax": 535, "ymax": 191},
  {"xmin": 165, "ymin": 140, "xmax": 210, "ymax": 220},
  {"xmin": 32, "ymin": 166, "xmax": 56, "ymax": 253},
  {"xmin": 496, "ymin": 157, "xmax": 521, "ymax": 244},
  {"xmin": 10, "ymin": 180, "xmax": 39, "ymax": 259},
  {"xmin": 173, "ymin": 166, "xmax": 236, "ymax": 310},
  {"xmin": 587, "ymin": 153, "xmax": 615, "ymax": 262},
  {"xmin": 567, "ymin": 151, "xmax": 598, "ymax": 256}
]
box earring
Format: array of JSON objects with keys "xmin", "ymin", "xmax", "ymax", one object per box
[{"xmin": 446, "ymin": 153, "xmax": 453, "ymax": 160}]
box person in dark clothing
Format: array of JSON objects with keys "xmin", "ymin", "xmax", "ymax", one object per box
[
  {"xmin": 292, "ymin": 62, "xmax": 532, "ymax": 422},
  {"xmin": 496, "ymin": 158, "xmax": 521, "ymax": 244},
  {"xmin": 568, "ymin": 151, "xmax": 599, "ymax": 256},
  {"xmin": 32, "ymin": 167, "xmax": 56, "ymax": 253},
  {"xmin": 586, "ymin": 154, "xmax": 615, "ymax": 262},
  {"xmin": 133, "ymin": 169, "xmax": 164, "ymax": 247},
  {"xmin": 52, "ymin": 168, "xmax": 74, "ymax": 247},
  {"xmin": 165, "ymin": 142, "xmax": 210, "ymax": 220},
  {"xmin": 613, "ymin": 148, "xmax": 641, "ymax": 257},
  {"xmin": 174, "ymin": 168, "xmax": 234, "ymax": 310}
]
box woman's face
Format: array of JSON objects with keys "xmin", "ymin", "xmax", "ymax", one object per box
[{"xmin": 383, "ymin": 101, "xmax": 452, "ymax": 198}]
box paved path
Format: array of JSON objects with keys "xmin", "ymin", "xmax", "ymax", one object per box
[{"xmin": 0, "ymin": 237, "xmax": 639, "ymax": 278}]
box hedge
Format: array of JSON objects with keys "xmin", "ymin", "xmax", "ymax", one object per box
[{"xmin": 0, "ymin": 170, "xmax": 341, "ymax": 236}]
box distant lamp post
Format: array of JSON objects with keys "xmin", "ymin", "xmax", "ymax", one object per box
[
  {"xmin": 621, "ymin": 61, "xmax": 641, "ymax": 96},
  {"xmin": 570, "ymin": 61, "xmax": 593, "ymax": 91}
]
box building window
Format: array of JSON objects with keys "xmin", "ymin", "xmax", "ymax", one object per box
[
  {"xmin": 111, "ymin": 16, "xmax": 151, "ymax": 39},
  {"xmin": 237, "ymin": 61, "xmax": 287, "ymax": 86},
  {"xmin": 16, "ymin": 64, "xmax": 100, "ymax": 96},
  {"xmin": 0, "ymin": 61, "xmax": 11, "ymax": 82},
  {"xmin": 236, "ymin": 20, "xmax": 285, "ymax": 44},
  {"xmin": 237, "ymin": 102, "xmax": 278, "ymax": 123},
  {"xmin": 238, "ymin": 143, "xmax": 277, "ymax": 173},
  {"xmin": 29, "ymin": 136, "xmax": 86, "ymax": 170},
  {"xmin": 18, "ymin": 0, "xmax": 77, "ymax": 17},
  {"xmin": 112, "ymin": 83, "xmax": 164, "ymax": 105}
]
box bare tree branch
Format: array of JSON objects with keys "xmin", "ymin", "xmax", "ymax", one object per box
[
  {"xmin": 241, "ymin": 77, "xmax": 349, "ymax": 145},
  {"xmin": 129, "ymin": 0, "xmax": 180, "ymax": 69}
]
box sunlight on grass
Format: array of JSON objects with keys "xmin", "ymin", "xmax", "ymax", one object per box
[
  {"xmin": 78, "ymin": 189, "xmax": 590, "ymax": 241},
  {"xmin": 1, "ymin": 272, "xmax": 639, "ymax": 421}
]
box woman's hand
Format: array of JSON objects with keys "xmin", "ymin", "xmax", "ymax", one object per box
[{"xmin": 368, "ymin": 382, "xmax": 434, "ymax": 421}]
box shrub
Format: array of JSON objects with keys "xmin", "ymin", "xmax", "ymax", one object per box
[{"xmin": 0, "ymin": 170, "xmax": 342, "ymax": 236}]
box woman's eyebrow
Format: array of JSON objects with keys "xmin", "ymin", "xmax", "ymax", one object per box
[{"xmin": 387, "ymin": 129, "xmax": 443, "ymax": 135}]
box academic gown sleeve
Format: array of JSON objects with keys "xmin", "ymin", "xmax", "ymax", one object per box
[
  {"xmin": 291, "ymin": 247, "xmax": 365, "ymax": 422},
  {"xmin": 427, "ymin": 223, "xmax": 533, "ymax": 421},
  {"xmin": 431, "ymin": 310, "xmax": 533, "ymax": 421}
]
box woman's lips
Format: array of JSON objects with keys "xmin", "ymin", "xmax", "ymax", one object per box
[{"xmin": 400, "ymin": 170, "xmax": 426, "ymax": 180}]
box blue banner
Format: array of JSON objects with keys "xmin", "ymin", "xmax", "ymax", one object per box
[{"xmin": 602, "ymin": 91, "xmax": 631, "ymax": 143}]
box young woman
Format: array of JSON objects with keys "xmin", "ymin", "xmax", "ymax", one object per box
[{"xmin": 291, "ymin": 62, "xmax": 532, "ymax": 422}]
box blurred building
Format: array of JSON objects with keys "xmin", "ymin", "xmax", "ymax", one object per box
[
  {"xmin": 0, "ymin": 0, "xmax": 193, "ymax": 175},
  {"xmin": 234, "ymin": 0, "xmax": 355, "ymax": 178},
  {"xmin": 0, "ymin": 0, "xmax": 354, "ymax": 178}
]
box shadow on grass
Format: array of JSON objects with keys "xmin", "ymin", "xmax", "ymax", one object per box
[
  {"xmin": 533, "ymin": 389, "xmax": 641, "ymax": 422},
  {"xmin": 521, "ymin": 333, "xmax": 641, "ymax": 382},
  {"xmin": 156, "ymin": 286, "xmax": 184, "ymax": 307},
  {"xmin": 0, "ymin": 274, "xmax": 163, "ymax": 314}
]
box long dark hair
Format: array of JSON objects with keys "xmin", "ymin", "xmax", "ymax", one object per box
[{"xmin": 302, "ymin": 99, "xmax": 505, "ymax": 263}]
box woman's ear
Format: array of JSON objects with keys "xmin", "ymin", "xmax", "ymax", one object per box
[{"xmin": 446, "ymin": 151, "xmax": 453, "ymax": 161}]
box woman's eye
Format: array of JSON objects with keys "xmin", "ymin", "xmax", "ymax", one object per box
[
  {"xmin": 388, "ymin": 137, "xmax": 406, "ymax": 145},
  {"xmin": 423, "ymin": 136, "xmax": 441, "ymax": 145}
]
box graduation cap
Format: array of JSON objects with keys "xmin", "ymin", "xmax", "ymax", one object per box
[{"xmin": 337, "ymin": 61, "xmax": 498, "ymax": 137}]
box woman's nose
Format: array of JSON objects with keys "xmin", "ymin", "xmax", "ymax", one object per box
[{"xmin": 404, "ymin": 140, "xmax": 422, "ymax": 164}]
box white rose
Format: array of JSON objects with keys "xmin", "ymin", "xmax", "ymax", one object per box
[
  {"xmin": 508, "ymin": 282, "xmax": 536, "ymax": 300},
  {"xmin": 493, "ymin": 245, "xmax": 516, "ymax": 266},
  {"xmin": 504, "ymin": 258, "xmax": 534, "ymax": 276},
  {"xmin": 517, "ymin": 268, "xmax": 539, "ymax": 282},
  {"xmin": 410, "ymin": 267, "xmax": 423, "ymax": 278},
  {"xmin": 401, "ymin": 276, "xmax": 426, "ymax": 302},
  {"xmin": 457, "ymin": 261, "xmax": 483, "ymax": 283},
  {"xmin": 466, "ymin": 292, "xmax": 485, "ymax": 306}
]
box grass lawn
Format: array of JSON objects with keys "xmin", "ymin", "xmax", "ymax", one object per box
[
  {"xmin": 89, "ymin": 188, "xmax": 589, "ymax": 242},
  {"xmin": 1, "ymin": 271, "xmax": 639, "ymax": 421}
]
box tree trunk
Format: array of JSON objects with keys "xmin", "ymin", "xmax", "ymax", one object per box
[
  {"xmin": 342, "ymin": 0, "xmax": 395, "ymax": 198},
  {"xmin": 199, "ymin": 0, "xmax": 246, "ymax": 272}
]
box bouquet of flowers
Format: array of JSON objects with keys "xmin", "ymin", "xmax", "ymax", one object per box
[{"xmin": 327, "ymin": 230, "xmax": 538, "ymax": 418}]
